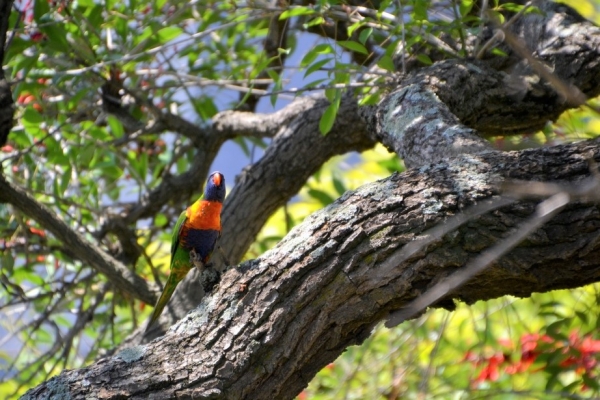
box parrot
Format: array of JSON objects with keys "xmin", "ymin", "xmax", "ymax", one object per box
[{"xmin": 145, "ymin": 171, "xmax": 226, "ymax": 333}]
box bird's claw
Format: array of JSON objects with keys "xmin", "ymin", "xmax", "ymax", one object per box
[{"xmin": 190, "ymin": 249, "xmax": 205, "ymax": 269}]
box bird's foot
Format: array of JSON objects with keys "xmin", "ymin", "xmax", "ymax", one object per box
[
  {"xmin": 201, "ymin": 267, "xmax": 221, "ymax": 293},
  {"xmin": 190, "ymin": 249, "xmax": 205, "ymax": 269}
]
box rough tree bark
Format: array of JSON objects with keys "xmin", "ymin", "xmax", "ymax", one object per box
[
  {"xmin": 0, "ymin": 0, "xmax": 15, "ymax": 147},
  {"xmin": 18, "ymin": 1, "xmax": 600, "ymax": 399},
  {"xmin": 22, "ymin": 139, "xmax": 600, "ymax": 400}
]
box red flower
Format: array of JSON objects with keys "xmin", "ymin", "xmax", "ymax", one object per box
[
  {"xmin": 30, "ymin": 31, "xmax": 46, "ymax": 42},
  {"xmin": 559, "ymin": 332, "xmax": 600, "ymax": 376},
  {"xmin": 580, "ymin": 336, "xmax": 600, "ymax": 354},
  {"xmin": 474, "ymin": 352, "xmax": 505, "ymax": 384},
  {"xmin": 29, "ymin": 227, "xmax": 46, "ymax": 238}
]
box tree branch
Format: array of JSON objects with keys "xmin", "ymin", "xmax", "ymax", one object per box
[
  {"xmin": 23, "ymin": 136, "xmax": 600, "ymax": 399},
  {"xmin": 360, "ymin": 1, "xmax": 600, "ymax": 168},
  {"xmin": 240, "ymin": 3, "xmax": 289, "ymax": 112},
  {"xmin": 0, "ymin": 176, "xmax": 157, "ymax": 305}
]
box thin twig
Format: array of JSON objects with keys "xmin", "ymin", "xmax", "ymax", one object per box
[{"xmin": 476, "ymin": 1, "xmax": 534, "ymax": 59}]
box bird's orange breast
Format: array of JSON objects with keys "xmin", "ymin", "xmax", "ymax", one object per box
[{"xmin": 186, "ymin": 200, "xmax": 222, "ymax": 230}]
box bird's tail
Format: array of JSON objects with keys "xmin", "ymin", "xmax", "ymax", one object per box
[{"xmin": 145, "ymin": 273, "xmax": 180, "ymax": 334}]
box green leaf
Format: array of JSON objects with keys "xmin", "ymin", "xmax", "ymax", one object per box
[
  {"xmin": 413, "ymin": 0, "xmax": 428, "ymax": 20},
  {"xmin": 234, "ymin": 137, "xmax": 250, "ymax": 157},
  {"xmin": 195, "ymin": 97, "xmax": 218, "ymax": 121},
  {"xmin": 305, "ymin": 78, "xmax": 327, "ymax": 88},
  {"xmin": 22, "ymin": 107, "xmax": 44, "ymax": 126},
  {"xmin": 77, "ymin": 144, "xmax": 96, "ymax": 166},
  {"xmin": 69, "ymin": 35, "xmax": 97, "ymax": 64},
  {"xmin": 301, "ymin": 44, "xmax": 334, "ymax": 67},
  {"xmin": 582, "ymin": 374, "xmax": 600, "ymax": 390},
  {"xmin": 487, "ymin": 9, "xmax": 505, "ymax": 24},
  {"xmin": 324, "ymin": 88, "xmax": 338, "ymax": 102},
  {"xmin": 377, "ymin": 55, "xmax": 395, "ymax": 72},
  {"xmin": 33, "ymin": 0, "xmax": 50, "ymax": 22},
  {"xmin": 304, "ymin": 58, "xmax": 331, "ymax": 78},
  {"xmin": 267, "ymin": 69, "xmax": 282, "ymax": 107},
  {"xmin": 84, "ymin": 5, "xmax": 104, "ymax": 31},
  {"xmin": 2, "ymin": 253, "xmax": 14, "ymax": 273},
  {"xmin": 303, "ymin": 16, "xmax": 324, "ymax": 29},
  {"xmin": 358, "ymin": 92, "xmax": 381, "ymax": 106},
  {"xmin": 155, "ymin": 213, "xmax": 168, "ymax": 227},
  {"xmin": 54, "ymin": 165, "xmax": 71, "ymax": 196},
  {"xmin": 459, "ymin": 0, "xmax": 475, "ymax": 16},
  {"xmin": 67, "ymin": 88, "xmax": 93, "ymax": 111},
  {"xmin": 136, "ymin": 26, "xmax": 153, "ymax": 45},
  {"xmin": 332, "ymin": 176, "xmax": 346, "ymax": 196},
  {"xmin": 319, "ymin": 99, "xmax": 339, "ymax": 135},
  {"xmin": 545, "ymin": 318, "xmax": 572, "ymax": 340},
  {"xmin": 4, "ymin": 37, "xmax": 32, "ymax": 62},
  {"xmin": 308, "ymin": 188, "xmax": 335, "ymax": 205},
  {"xmin": 279, "ymin": 7, "xmax": 315, "ymax": 20},
  {"xmin": 38, "ymin": 18, "xmax": 71, "ymax": 53},
  {"xmin": 88, "ymin": 126, "xmax": 110, "ymax": 141},
  {"xmin": 135, "ymin": 152, "xmax": 148, "ymax": 182},
  {"xmin": 107, "ymin": 115, "xmax": 124, "ymax": 138},
  {"xmin": 337, "ymin": 40, "xmax": 368, "ymax": 55},
  {"xmin": 100, "ymin": 164, "xmax": 123, "ymax": 180},
  {"xmin": 490, "ymin": 47, "xmax": 508, "ymax": 57},
  {"xmin": 157, "ymin": 27, "xmax": 183, "ymax": 43},
  {"xmin": 46, "ymin": 137, "xmax": 69, "ymax": 166},
  {"xmin": 416, "ymin": 54, "xmax": 433, "ymax": 65},
  {"xmin": 115, "ymin": 13, "xmax": 130, "ymax": 40},
  {"xmin": 358, "ymin": 27, "xmax": 373, "ymax": 45},
  {"xmin": 575, "ymin": 310, "xmax": 589, "ymax": 324},
  {"xmin": 22, "ymin": 108, "xmax": 44, "ymax": 138}
]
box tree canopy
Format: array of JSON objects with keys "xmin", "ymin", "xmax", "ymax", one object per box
[{"xmin": 2, "ymin": 0, "xmax": 600, "ymax": 398}]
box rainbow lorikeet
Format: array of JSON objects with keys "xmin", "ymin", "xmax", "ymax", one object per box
[{"xmin": 145, "ymin": 171, "xmax": 226, "ymax": 333}]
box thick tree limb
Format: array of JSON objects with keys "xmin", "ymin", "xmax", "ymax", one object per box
[
  {"xmin": 137, "ymin": 0, "xmax": 600, "ymax": 338},
  {"xmin": 360, "ymin": 1, "xmax": 600, "ymax": 168},
  {"xmin": 23, "ymin": 137, "xmax": 600, "ymax": 400},
  {"xmin": 19, "ymin": 2, "xmax": 600, "ymax": 396},
  {"xmin": 361, "ymin": 0, "xmax": 600, "ymax": 165}
]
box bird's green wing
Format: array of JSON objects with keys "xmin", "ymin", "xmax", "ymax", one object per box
[
  {"xmin": 170, "ymin": 209, "xmax": 188, "ymax": 259},
  {"xmin": 146, "ymin": 209, "xmax": 189, "ymax": 334}
]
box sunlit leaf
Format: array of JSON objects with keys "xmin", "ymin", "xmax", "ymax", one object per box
[
  {"xmin": 337, "ymin": 40, "xmax": 368, "ymax": 55},
  {"xmin": 107, "ymin": 116, "xmax": 124, "ymax": 138},
  {"xmin": 377, "ymin": 55, "xmax": 395, "ymax": 72},
  {"xmin": 157, "ymin": 26, "xmax": 183, "ymax": 43},
  {"xmin": 280, "ymin": 7, "xmax": 315, "ymax": 20},
  {"xmin": 416, "ymin": 53, "xmax": 433, "ymax": 65},
  {"xmin": 304, "ymin": 58, "xmax": 332, "ymax": 78},
  {"xmin": 319, "ymin": 99, "xmax": 339, "ymax": 135}
]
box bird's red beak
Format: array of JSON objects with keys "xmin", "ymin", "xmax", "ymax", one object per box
[{"xmin": 212, "ymin": 173, "xmax": 222, "ymax": 186}]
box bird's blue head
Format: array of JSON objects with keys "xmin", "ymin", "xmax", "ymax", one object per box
[{"xmin": 204, "ymin": 171, "xmax": 226, "ymax": 202}]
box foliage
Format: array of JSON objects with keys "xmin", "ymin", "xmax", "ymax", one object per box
[
  {"xmin": 301, "ymin": 286, "xmax": 600, "ymax": 399},
  {"xmin": 1, "ymin": 0, "xmax": 600, "ymax": 398}
]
